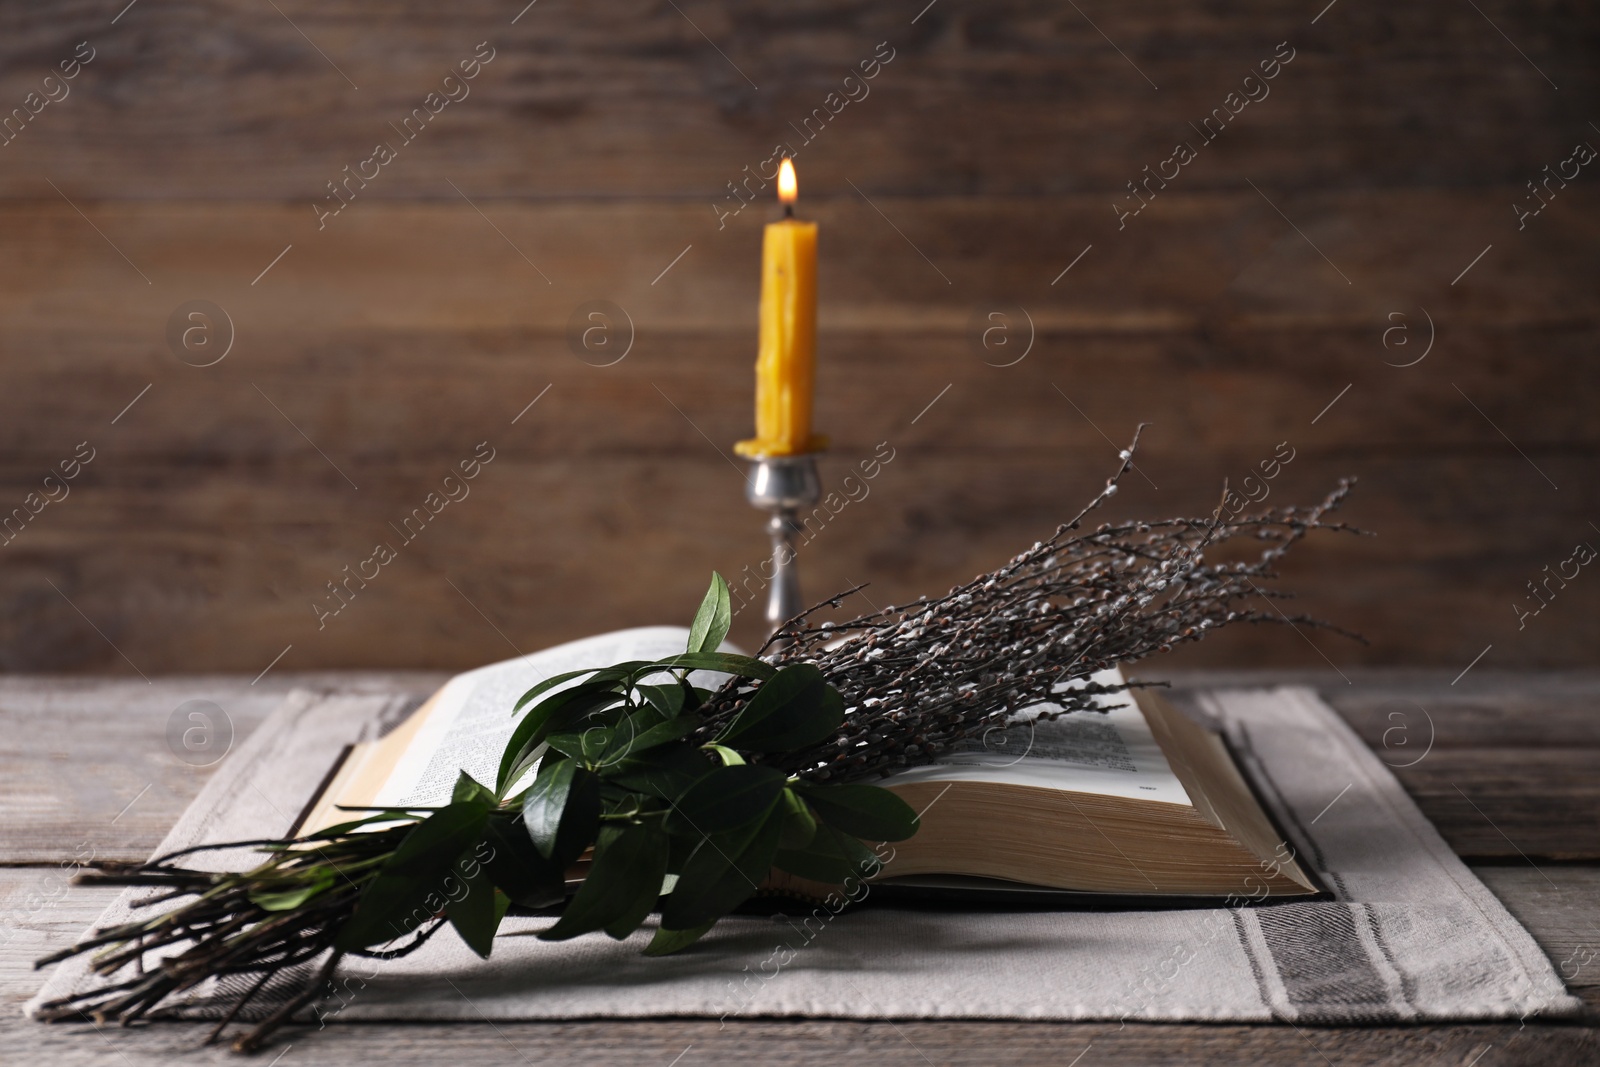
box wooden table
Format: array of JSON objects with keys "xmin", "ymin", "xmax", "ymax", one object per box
[{"xmin": 3, "ymin": 671, "xmax": 1596, "ymax": 1064}]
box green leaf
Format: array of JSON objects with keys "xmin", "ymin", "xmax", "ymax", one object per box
[
  {"xmin": 480, "ymin": 811, "xmax": 566, "ymax": 908},
  {"xmin": 636, "ymin": 682, "xmax": 687, "ymax": 720},
  {"xmin": 452, "ymin": 771, "xmax": 496, "ymax": 806},
  {"xmin": 664, "ymin": 824, "xmax": 702, "ymax": 873},
  {"xmin": 663, "ymin": 765, "xmax": 785, "ymax": 836},
  {"xmin": 774, "ymin": 822, "xmax": 885, "ymax": 884},
  {"xmin": 643, "ymin": 919, "xmax": 717, "ymax": 956},
  {"xmin": 778, "ymin": 787, "xmax": 818, "ymax": 850},
  {"xmin": 795, "ymin": 783, "xmax": 920, "ymax": 842},
  {"xmin": 545, "ymin": 728, "xmax": 611, "ymax": 763},
  {"xmin": 705, "ymin": 744, "xmax": 745, "ymax": 767},
  {"xmin": 387, "ymin": 802, "xmax": 492, "ymax": 876},
  {"xmin": 538, "ymin": 822, "xmax": 669, "ymax": 942},
  {"xmin": 545, "ymin": 703, "xmax": 696, "ymax": 770},
  {"xmin": 522, "ymin": 760, "xmax": 601, "ymax": 866},
  {"xmin": 507, "ymin": 652, "xmax": 769, "ymax": 784},
  {"xmin": 715, "ymin": 664, "xmax": 843, "ymax": 752},
  {"xmin": 524, "ymin": 759, "xmax": 576, "ymax": 848},
  {"xmin": 303, "ymin": 810, "xmax": 421, "ymax": 838},
  {"xmin": 250, "ymin": 869, "xmax": 335, "ymax": 912},
  {"xmin": 651, "ymin": 652, "xmax": 776, "ymax": 680},
  {"xmin": 661, "ymin": 805, "xmax": 784, "ymax": 929},
  {"xmin": 336, "ymin": 803, "xmax": 490, "ymax": 950},
  {"xmin": 607, "ymin": 743, "xmax": 713, "ymax": 800},
  {"xmin": 335, "ymin": 872, "xmax": 439, "ymax": 950},
  {"xmin": 613, "ymin": 710, "xmax": 699, "ymax": 760},
  {"xmin": 497, "ymin": 683, "xmax": 624, "ymax": 795},
  {"xmin": 446, "ymin": 860, "xmax": 510, "ymax": 958},
  {"xmin": 523, "ymin": 759, "xmax": 576, "ymax": 859},
  {"xmin": 512, "ymin": 664, "xmax": 650, "ymax": 713},
  {"xmin": 686, "ymin": 573, "xmax": 733, "ymax": 654}
]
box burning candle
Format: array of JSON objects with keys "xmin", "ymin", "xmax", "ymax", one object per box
[{"xmin": 736, "ymin": 159, "xmax": 824, "ymax": 458}]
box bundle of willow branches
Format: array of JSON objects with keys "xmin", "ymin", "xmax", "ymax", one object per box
[
  {"xmin": 35, "ymin": 432, "xmax": 1358, "ymax": 1054},
  {"xmin": 703, "ymin": 426, "xmax": 1361, "ymax": 781},
  {"xmin": 34, "ymin": 826, "xmax": 417, "ymax": 1052}
]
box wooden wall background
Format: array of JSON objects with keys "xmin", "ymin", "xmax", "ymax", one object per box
[{"xmin": 0, "ymin": 1, "xmax": 1594, "ymax": 676}]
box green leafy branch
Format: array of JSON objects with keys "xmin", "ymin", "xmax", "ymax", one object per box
[
  {"xmin": 36, "ymin": 574, "xmax": 919, "ymax": 1053},
  {"xmin": 340, "ymin": 573, "xmax": 918, "ymax": 959}
]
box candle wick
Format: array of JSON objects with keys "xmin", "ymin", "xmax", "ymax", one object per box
[{"xmin": 783, "ymin": 203, "xmax": 794, "ymax": 219}]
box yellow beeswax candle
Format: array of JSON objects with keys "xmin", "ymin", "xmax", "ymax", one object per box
[{"xmin": 736, "ymin": 159, "xmax": 825, "ymax": 458}]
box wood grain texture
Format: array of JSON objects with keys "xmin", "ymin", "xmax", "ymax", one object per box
[
  {"xmin": 3, "ymin": 1016, "xmax": 1597, "ymax": 1067},
  {"xmin": 0, "ymin": 193, "xmax": 1593, "ymax": 670},
  {"xmin": 0, "ymin": 196, "xmax": 1594, "ymax": 341},
  {"xmin": 0, "ymin": 673, "xmax": 443, "ymax": 864},
  {"xmin": 0, "ymin": 2, "xmax": 1593, "ymax": 197},
  {"xmin": 3, "ymin": 672, "xmax": 1596, "ymax": 864},
  {"xmin": 1, "ymin": 448, "xmax": 1593, "ymax": 673},
  {"xmin": 1, "ymin": 867, "xmax": 1595, "ymax": 1064},
  {"xmin": 2, "ymin": 868, "xmax": 1596, "ymax": 1061},
  {"xmin": 1474, "ymin": 867, "xmax": 1600, "ymax": 997},
  {"xmin": 2, "ymin": 673, "xmax": 1596, "ymax": 1063},
  {"xmin": 0, "ymin": 1, "xmax": 1594, "ymax": 672}
]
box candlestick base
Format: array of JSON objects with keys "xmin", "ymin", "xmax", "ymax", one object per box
[{"xmin": 743, "ymin": 453, "xmax": 822, "ymax": 654}]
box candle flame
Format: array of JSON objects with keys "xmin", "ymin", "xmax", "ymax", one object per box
[{"xmin": 777, "ymin": 158, "xmax": 798, "ymax": 205}]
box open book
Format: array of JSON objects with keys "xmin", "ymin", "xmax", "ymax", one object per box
[{"xmin": 299, "ymin": 627, "xmax": 1320, "ymax": 904}]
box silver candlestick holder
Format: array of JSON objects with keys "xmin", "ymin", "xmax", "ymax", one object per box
[{"xmin": 744, "ymin": 453, "xmax": 822, "ymax": 651}]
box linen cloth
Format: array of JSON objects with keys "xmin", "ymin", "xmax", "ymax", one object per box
[{"xmin": 29, "ymin": 685, "xmax": 1581, "ymax": 1024}]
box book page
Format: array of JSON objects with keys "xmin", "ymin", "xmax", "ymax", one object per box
[
  {"xmin": 882, "ymin": 668, "xmax": 1193, "ymax": 806},
  {"xmin": 371, "ymin": 626, "xmax": 697, "ymax": 809}
]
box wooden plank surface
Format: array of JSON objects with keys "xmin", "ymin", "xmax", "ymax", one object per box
[
  {"xmin": 0, "ymin": 2, "xmax": 1593, "ymax": 198},
  {"xmin": 1, "ymin": 196, "xmax": 1594, "ymax": 341},
  {"xmin": 2, "ymin": 1016, "xmax": 1596, "ymax": 1067},
  {"xmin": 0, "ymin": 0, "xmax": 1594, "ymax": 675},
  {"xmin": 1, "ymin": 671, "xmax": 1595, "ymax": 1062},
  {"xmin": 1475, "ymin": 867, "xmax": 1600, "ymax": 1001},
  {"xmin": 4, "ymin": 672, "xmax": 1598, "ymax": 863},
  {"xmin": 1, "ymin": 193, "xmax": 1593, "ymax": 671},
  {"xmin": 1, "ymin": 866, "xmax": 1596, "ymax": 1064},
  {"xmin": 0, "ymin": 673, "xmax": 444, "ymax": 865},
  {"xmin": 2, "ymin": 447, "xmax": 1596, "ymax": 673}
]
